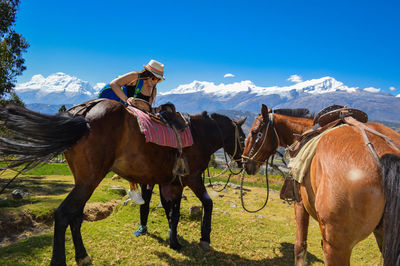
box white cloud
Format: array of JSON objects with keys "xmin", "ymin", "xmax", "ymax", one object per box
[
  {"xmin": 396, "ymin": 94, "xmax": 400, "ymax": 98},
  {"xmin": 363, "ymin": 87, "xmax": 380, "ymax": 93},
  {"xmin": 93, "ymin": 82, "xmax": 106, "ymax": 93},
  {"xmin": 224, "ymin": 73, "xmax": 235, "ymax": 78},
  {"xmin": 288, "ymin": 74, "xmax": 303, "ymax": 83},
  {"xmin": 390, "ymin": 86, "xmax": 396, "ymax": 91}
]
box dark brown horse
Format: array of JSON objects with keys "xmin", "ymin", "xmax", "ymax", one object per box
[
  {"xmin": 0, "ymin": 99, "xmax": 246, "ymax": 265},
  {"xmin": 242, "ymin": 104, "xmax": 400, "ymax": 266}
]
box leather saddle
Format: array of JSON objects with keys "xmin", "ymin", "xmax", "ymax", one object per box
[
  {"xmin": 289, "ymin": 105, "xmax": 368, "ymax": 157},
  {"xmin": 68, "ymin": 99, "xmax": 189, "ymax": 132},
  {"xmin": 150, "ymin": 102, "xmax": 189, "ymax": 132}
]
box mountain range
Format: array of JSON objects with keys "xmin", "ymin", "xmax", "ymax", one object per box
[{"xmin": 15, "ymin": 72, "xmax": 400, "ymax": 123}]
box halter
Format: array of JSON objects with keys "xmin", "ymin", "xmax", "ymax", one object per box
[
  {"xmin": 241, "ymin": 112, "xmax": 280, "ymax": 164},
  {"xmin": 213, "ymin": 118, "xmax": 245, "ymax": 173},
  {"xmin": 240, "ymin": 111, "xmax": 284, "ymax": 213}
]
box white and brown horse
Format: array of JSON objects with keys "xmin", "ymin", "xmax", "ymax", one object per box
[{"xmin": 242, "ymin": 104, "xmax": 400, "ymax": 266}]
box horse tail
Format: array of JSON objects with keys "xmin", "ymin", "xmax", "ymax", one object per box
[
  {"xmin": 0, "ymin": 104, "xmax": 90, "ymax": 171},
  {"xmin": 380, "ymin": 153, "xmax": 400, "ymax": 266}
]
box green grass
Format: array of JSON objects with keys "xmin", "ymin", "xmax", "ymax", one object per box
[{"xmin": 0, "ymin": 164, "xmax": 381, "ymax": 265}]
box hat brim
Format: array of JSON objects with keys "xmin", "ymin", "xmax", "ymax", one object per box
[{"xmin": 144, "ymin": 65, "xmax": 165, "ymax": 80}]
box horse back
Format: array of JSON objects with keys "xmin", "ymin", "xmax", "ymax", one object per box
[
  {"xmin": 64, "ymin": 100, "xmax": 130, "ymax": 176},
  {"xmin": 304, "ymin": 123, "xmax": 400, "ymax": 239}
]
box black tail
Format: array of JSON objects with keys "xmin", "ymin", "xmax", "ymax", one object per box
[
  {"xmin": 0, "ymin": 104, "xmax": 90, "ymax": 171},
  {"xmin": 380, "ymin": 154, "xmax": 400, "ymax": 266}
]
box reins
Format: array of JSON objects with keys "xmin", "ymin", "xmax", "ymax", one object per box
[
  {"xmin": 205, "ymin": 119, "xmax": 244, "ymax": 192},
  {"xmin": 240, "ymin": 112, "xmax": 282, "ymax": 213}
]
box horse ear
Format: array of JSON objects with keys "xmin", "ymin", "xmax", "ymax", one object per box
[
  {"xmin": 234, "ymin": 117, "xmax": 247, "ymax": 126},
  {"xmin": 261, "ymin": 104, "xmax": 269, "ymax": 121}
]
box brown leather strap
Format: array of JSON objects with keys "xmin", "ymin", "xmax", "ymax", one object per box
[
  {"xmin": 344, "ymin": 116, "xmax": 400, "ymax": 164},
  {"xmin": 288, "ymin": 119, "xmax": 342, "ymax": 157}
]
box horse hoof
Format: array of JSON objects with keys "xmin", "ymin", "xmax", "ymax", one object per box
[
  {"xmin": 199, "ymin": 240, "xmax": 211, "ymax": 251},
  {"xmin": 77, "ymin": 255, "xmax": 92, "ymax": 266},
  {"xmin": 170, "ymin": 242, "xmax": 182, "ymax": 251}
]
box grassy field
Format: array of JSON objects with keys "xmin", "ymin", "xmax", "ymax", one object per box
[{"xmin": 0, "ymin": 163, "xmax": 381, "ymax": 265}]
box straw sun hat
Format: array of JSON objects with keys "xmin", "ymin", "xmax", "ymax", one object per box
[{"xmin": 144, "ymin": 59, "xmax": 165, "ymax": 80}]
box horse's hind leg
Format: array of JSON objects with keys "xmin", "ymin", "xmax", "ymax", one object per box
[
  {"xmin": 188, "ymin": 179, "xmax": 213, "ymax": 250},
  {"xmin": 160, "ymin": 185, "xmax": 183, "ymax": 250},
  {"xmin": 294, "ymin": 201, "xmax": 310, "ymax": 266},
  {"xmin": 373, "ymin": 221, "xmax": 383, "ymax": 252},
  {"xmin": 51, "ymin": 183, "xmax": 98, "ymax": 266},
  {"xmin": 51, "ymin": 161, "xmax": 108, "ymax": 265}
]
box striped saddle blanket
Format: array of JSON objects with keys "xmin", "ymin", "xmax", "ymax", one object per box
[{"xmin": 128, "ymin": 106, "xmax": 193, "ymax": 149}]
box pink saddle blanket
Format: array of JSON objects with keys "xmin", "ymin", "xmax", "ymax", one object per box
[{"xmin": 128, "ymin": 106, "xmax": 193, "ymax": 149}]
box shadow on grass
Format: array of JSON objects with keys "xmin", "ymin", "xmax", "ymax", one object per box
[
  {"xmin": 148, "ymin": 234, "xmax": 323, "ymax": 265},
  {"xmin": 0, "ymin": 176, "xmax": 73, "ymax": 208},
  {"xmin": 0, "ymin": 234, "xmax": 53, "ymax": 257}
]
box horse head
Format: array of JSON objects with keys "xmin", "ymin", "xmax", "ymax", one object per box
[
  {"xmin": 210, "ymin": 113, "xmax": 247, "ymax": 168},
  {"xmin": 242, "ymin": 104, "xmax": 278, "ymax": 174}
]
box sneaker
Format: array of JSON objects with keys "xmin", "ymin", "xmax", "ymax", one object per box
[
  {"xmin": 128, "ymin": 189, "xmax": 145, "ymax": 205},
  {"xmin": 134, "ymin": 225, "xmax": 147, "ymax": 237}
]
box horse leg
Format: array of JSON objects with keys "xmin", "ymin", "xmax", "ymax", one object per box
[
  {"xmin": 320, "ymin": 233, "xmax": 352, "ymax": 266},
  {"xmin": 188, "ymin": 180, "xmax": 213, "ymax": 250},
  {"xmin": 294, "ymin": 201, "xmax": 310, "ymax": 266},
  {"xmin": 160, "ymin": 185, "xmax": 183, "ymax": 250},
  {"xmin": 373, "ymin": 221, "xmax": 383, "ymax": 253},
  {"xmin": 51, "ymin": 183, "xmax": 97, "ymax": 266}
]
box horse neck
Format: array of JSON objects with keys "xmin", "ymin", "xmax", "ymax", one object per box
[
  {"xmin": 274, "ymin": 114, "xmax": 314, "ymax": 147},
  {"xmin": 191, "ymin": 116, "xmax": 225, "ymax": 155}
]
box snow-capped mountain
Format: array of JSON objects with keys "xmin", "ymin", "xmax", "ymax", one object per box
[
  {"xmin": 162, "ymin": 77, "xmax": 358, "ymax": 98},
  {"xmin": 15, "ymin": 73, "xmax": 98, "ymax": 104},
  {"xmin": 14, "ymin": 73, "xmax": 400, "ymax": 123},
  {"xmin": 156, "ymin": 77, "xmax": 400, "ymax": 122}
]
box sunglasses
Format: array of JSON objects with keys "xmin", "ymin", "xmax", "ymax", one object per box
[{"xmin": 151, "ymin": 76, "xmax": 162, "ymax": 83}]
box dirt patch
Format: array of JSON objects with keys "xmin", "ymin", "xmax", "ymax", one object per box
[
  {"xmin": 83, "ymin": 200, "xmax": 119, "ymax": 222},
  {"xmin": 0, "ymin": 200, "xmax": 120, "ymax": 247}
]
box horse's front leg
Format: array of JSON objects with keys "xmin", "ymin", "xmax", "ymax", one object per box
[
  {"xmin": 188, "ymin": 179, "xmax": 213, "ymax": 250},
  {"xmin": 294, "ymin": 201, "xmax": 310, "ymax": 266},
  {"xmin": 160, "ymin": 185, "xmax": 183, "ymax": 250}
]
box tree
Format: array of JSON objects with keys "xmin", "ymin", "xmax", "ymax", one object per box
[
  {"xmin": 209, "ymin": 153, "xmax": 218, "ymax": 168},
  {"xmin": 58, "ymin": 104, "xmax": 67, "ymax": 113},
  {"xmin": 0, "ymin": 0, "xmax": 29, "ymax": 101}
]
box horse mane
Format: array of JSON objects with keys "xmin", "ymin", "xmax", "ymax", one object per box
[
  {"xmin": 274, "ymin": 108, "xmax": 314, "ymax": 119},
  {"xmin": 210, "ymin": 112, "xmax": 231, "ymax": 121},
  {"xmin": 191, "ymin": 111, "xmax": 209, "ymax": 119}
]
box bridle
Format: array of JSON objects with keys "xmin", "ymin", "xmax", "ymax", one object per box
[
  {"xmin": 204, "ymin": 119, "xmax": 245, "ymax": 193},
  {"xmin": 241, "ymin": 111, "xmax": 280, "ymax": 164},
  {"xmin": 213, "ymin": 119, "xmax": 245, "ymax": 174},
  {"xmin": 239, "ymin": 110, "xmax": 285, "ymax": 213}
]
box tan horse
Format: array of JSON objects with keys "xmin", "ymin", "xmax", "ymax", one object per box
[{"xmin": 242, "ymin": 104, "xmax": 400, "ymax": 266}]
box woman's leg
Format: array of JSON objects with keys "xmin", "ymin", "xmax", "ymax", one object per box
[{"xmin": 134, "ymin": 184, "xmax": 154, "ymax": 236}]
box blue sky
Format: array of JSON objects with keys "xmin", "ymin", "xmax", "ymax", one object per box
[{"xmin": 15, "ymin": 0, "xmax": 400, "ymax": 94}]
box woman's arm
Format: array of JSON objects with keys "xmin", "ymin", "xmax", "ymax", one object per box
[
  {"xmin": 149, "ymin": 86, "xmax": 157, "ymax": 106},
  {"xmin": 109, "ymin": 71, "xmax": 138, "ymax": 104}
]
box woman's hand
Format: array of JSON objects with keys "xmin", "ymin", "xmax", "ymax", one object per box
[{"xmin": 126, "ymin": 97, "xmax": 135, "ymax": 106}]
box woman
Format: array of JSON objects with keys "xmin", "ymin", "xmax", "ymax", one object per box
[{"xmin": 99, "ymin": 59, "xmax": 165, "ymax": 204}]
